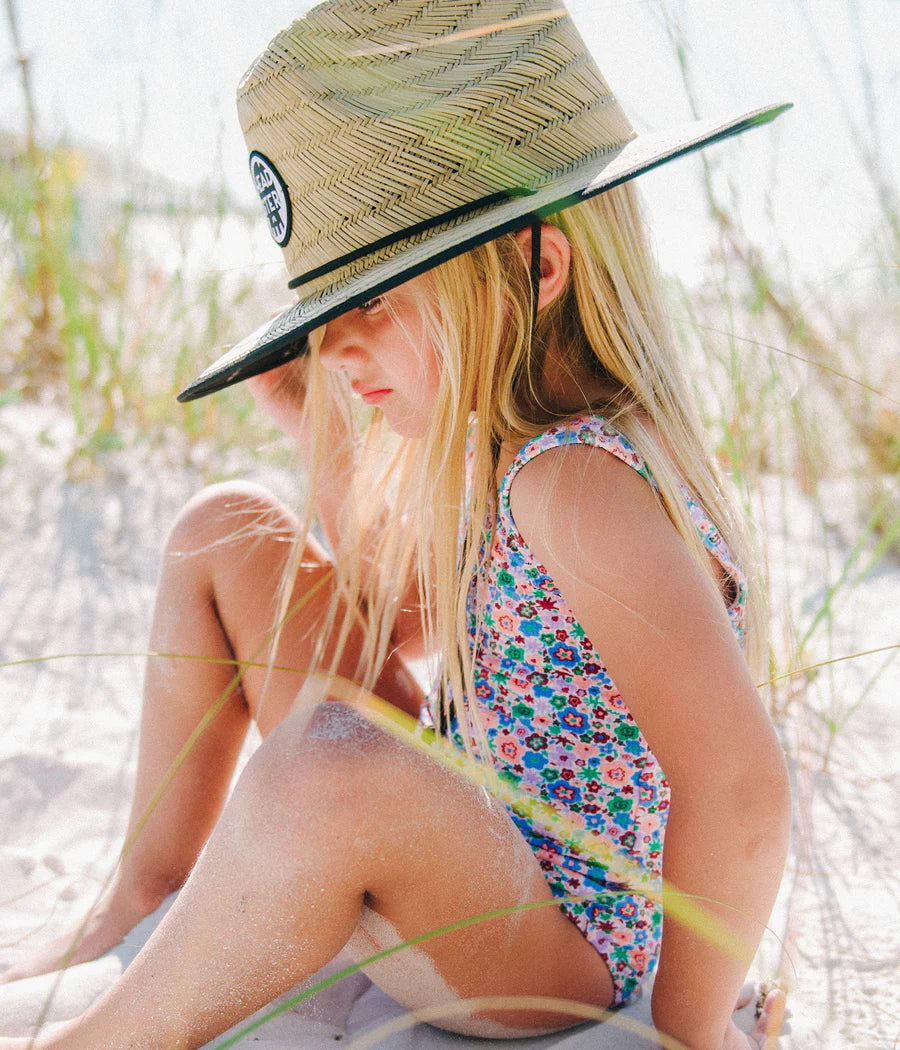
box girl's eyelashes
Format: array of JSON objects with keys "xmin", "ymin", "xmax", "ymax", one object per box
[{"xmin": 358, "ymin": 297, "xmax": 384, "ymax": 314}]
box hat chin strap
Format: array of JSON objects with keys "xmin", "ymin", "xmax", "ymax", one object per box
[{"xmin": 529, "ymin": 216, "xmax": 542, "ymax": 337}]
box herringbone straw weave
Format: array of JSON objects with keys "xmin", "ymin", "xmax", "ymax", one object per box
[
  {"xmin": 239, "ymin": 0, "xmax": 632, "ymax": 296},
  {"xmin": 178, "ymin": 0, "xmax": 789, "ymax": 401}
]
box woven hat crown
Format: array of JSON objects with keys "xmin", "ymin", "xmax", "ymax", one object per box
[
  {"xmin": 176, "ymin": 0, "xmax": 788, "ymax": 401},
  {"xmin": 239, "ymin": 0, "xmax": 635, "ymax": 296}
]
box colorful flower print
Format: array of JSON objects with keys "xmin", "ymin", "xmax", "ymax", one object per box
[
  {"xmin": 560, "ymin": 706, "xmax": 589, "ymax": 731},
  {"xmin": 494, "ymin": 731, "xmax": 523, "ymax": 764},
  {"xmin": 425, "ymin": 414, "xmax": 747, "ymax": 1008},
  {"xmin": 549, "ymin": 642, "xmax": 580, "ymax": 668},
  {"xmin": 600, "ymin": 760, "xmax": 631, "ymax": 787}
]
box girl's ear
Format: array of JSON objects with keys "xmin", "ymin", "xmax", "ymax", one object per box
[{"xmin": 514, "ymin": 222, "xmax": 572, "ymax": 310}]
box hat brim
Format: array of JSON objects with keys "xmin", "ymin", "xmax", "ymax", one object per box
[{"xmin": 177, "ymin": 103, "xmax": 790, "ymax": 403}]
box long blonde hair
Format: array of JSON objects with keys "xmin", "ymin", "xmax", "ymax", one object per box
[{"xmin": 276, "ymin": 182, "xmax": 764, "ymax": 750}]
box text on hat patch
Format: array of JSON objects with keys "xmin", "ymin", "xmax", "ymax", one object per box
[{"xmin": 250, "ymin": 152, "xmax": 293, "ymax": 248}]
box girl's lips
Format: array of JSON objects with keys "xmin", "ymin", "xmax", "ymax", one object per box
[{"xmin": 355, "ymin": 386, "xmax": 392, "ymax": 405}]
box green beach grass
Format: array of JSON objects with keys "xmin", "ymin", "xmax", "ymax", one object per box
[{"xmin": 2, "ymin": 0, "xmax": 898, "ymax": 1043}]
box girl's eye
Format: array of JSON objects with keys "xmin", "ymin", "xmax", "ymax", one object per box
[{"xmin": 358, "ymin": 297, "xmax": 384, "ymax": 314}]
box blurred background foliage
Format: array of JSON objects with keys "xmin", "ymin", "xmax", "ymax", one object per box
[{"xmin": 1, "ymin": 0, "xmax": 898, "ymax": 735}]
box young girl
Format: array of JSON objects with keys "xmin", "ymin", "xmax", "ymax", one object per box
[{"xmin": 1, "ymin": 2, "xmax": 792, "ymax": 1047}]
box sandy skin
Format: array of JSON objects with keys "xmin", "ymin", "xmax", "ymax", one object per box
[
  {"xmin": 0, "ymin": 472, "xmax": 788, "ymax": 1050},
  {"xmin": 0, "ymin": 684, "xmax": 786, "ymax": 1049},
  {"xmin": 0, "ymin": 472, "xmax": 789, "ymax": 1050},
  {"xmin": 1, "ymin": 236, "xmax": 790, "ymax": 1046}
]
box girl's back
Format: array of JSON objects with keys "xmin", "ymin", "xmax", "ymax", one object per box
[{"xmin": 450, "ymin": 414, "xmax": 747, "ymax": 1005}]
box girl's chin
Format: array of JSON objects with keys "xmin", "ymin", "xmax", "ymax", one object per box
[{"xmin": 380, "ymin": 410, "xmax": 430, "ymax": 439}]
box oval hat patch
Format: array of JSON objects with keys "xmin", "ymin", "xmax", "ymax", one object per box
[{"xmin": 249, "ymin": 152, "xmax": 293, "ymax": 248}]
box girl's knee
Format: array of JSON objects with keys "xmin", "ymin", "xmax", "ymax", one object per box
[
  {"xmin": 242, "ymin": 703, "xmax": 389, "ymax": 804},
  {"xmin": 164, "ymin": 481, "xmax": 298, "ymax": 560}
]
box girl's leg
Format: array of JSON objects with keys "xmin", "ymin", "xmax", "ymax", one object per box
[
  {"xmin": 2, "ymin": 483, "xmax": 422, "ymax": 984},
  {"xmin": 8, "ymin": 702, "xmax": 616, "ymax": 1049}
]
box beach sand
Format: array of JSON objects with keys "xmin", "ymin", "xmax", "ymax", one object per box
[{"xmin": 1, "ymin": 400, "xmax": 897, "ymax": 1048}]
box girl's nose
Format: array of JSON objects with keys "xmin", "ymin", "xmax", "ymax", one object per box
[{"xmin": 317, "ymin": 317, "xmax": 360, "ymax": 373}]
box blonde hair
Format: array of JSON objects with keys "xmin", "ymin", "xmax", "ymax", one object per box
[{"xmin": 276, "ymin": 182, "xmax": 765, "ymax": 753}]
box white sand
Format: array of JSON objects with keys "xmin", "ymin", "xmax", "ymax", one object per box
[{"xmin": 1, "ymin": 400, "xmax": 897, "ymax": 1048}]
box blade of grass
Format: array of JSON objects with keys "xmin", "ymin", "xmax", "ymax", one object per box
[{"xmin": 344, "ymin": 995, "xmax": 690, "ymax": 1050}]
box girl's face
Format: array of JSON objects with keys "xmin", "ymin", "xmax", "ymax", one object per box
[{"xmin": 317, "ymin": 279, "xmax": 441, "ymax": 438}]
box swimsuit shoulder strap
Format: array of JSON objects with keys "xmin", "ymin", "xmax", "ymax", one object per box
[
  {"xmin": 496, "ymin": 414, "xmax": 748, "ymax": 642},
  {"xmin": 498, "ymin": 415, "xmax": 654, "ymax": 503}
]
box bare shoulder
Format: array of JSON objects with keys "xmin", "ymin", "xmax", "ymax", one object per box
[
  {"xmin": 507, "ymin": 440, "xmax": 667, "ymax": 578},
  {"xmin": 506, "ymin": 441, "xmax": 714, "ymax": 652},
  {"xmin": 507, "ymin": 442, "xmax": 769, "ymax": 786}
]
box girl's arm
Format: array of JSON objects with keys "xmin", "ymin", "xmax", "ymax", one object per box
[
  {"xmin": 246, "ymin": 360, "xmax": 432, "ymax": 661},
  {"xmin": 508, "ymin": 444, "xmax": 791, "ymax": 1050},
  {"xmin": 246, "ymin": 357, "xmax": 355, "ymax": 555}
]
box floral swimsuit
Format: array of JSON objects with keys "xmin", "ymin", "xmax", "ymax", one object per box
[{"xmin": 427, "ymin": 415, "xmax": 747, "ymax": 1006}]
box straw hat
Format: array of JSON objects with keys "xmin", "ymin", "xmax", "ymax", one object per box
[{"xmin": 178, "ymin": 0, "xmax": 789, "ymax": 402}]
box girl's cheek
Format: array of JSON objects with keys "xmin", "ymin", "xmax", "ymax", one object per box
[{"xmin": 421, "ymin": 344, "xmax": 443, "ymax": 404}]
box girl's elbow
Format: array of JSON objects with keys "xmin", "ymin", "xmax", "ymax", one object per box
[
  {"xmin": 768, "ymin": 749, "xmax": 792, "ymax": 845},
  {"xmin": 730, "ymin": 745, "xmax": 792, "ymax": 855},
  {"xmin": 756, "ymin": 742, "xmax": 791, "ymax": 819}
]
